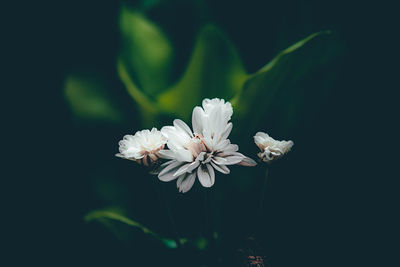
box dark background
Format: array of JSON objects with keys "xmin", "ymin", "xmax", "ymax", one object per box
[{"xmin": 7, "ymin": 0, "xmax": 392, "ymax": 266}]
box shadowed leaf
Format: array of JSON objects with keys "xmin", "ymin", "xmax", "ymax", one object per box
[
  {"xmin": 85, "ymin": 209, "xmax": 178, "ymax": 249},
  {"xmin": 117, "ymin": 59, "xmax": 159, "ymax": 126},
  {"xmin": 231, "ymin": 31, "xmax": 340, "ymax": 135},
  {"xmin": 157, "ymin": 25, "xmax": 248, "ymax": 120},
  {"xmin": 119, "ymin": 5, "xmax": 173, "ymax": 97},
  {"xmin": 64, "ymin": 73, "xmax": 123, "ymax": 123}
]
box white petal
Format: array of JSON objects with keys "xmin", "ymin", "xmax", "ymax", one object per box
[
  {"xmin": 202, "ymin": 98, "xmax": 232, "ymax": 119},
  {"xmin": 161, "ymin": 126, "xmax": 190, "ymax": 150},
  {"xmin": 214, "ymin": 139, "xmax": 230, "ymax": 151},
  {"xmin": 160, "ymin": 160, "xmax": 174, "ymax": 167},
  {"xmin": 173, "ymin": 119, "xmax": 193, "ymax": 137},
  {"xmin": 186, "ymin": 160, "xmax": 201, "ymax": 173},
  {"xmin": 177, "ymin": 173, "xmax": 196, "ymax": 193},
  {"xmin": 283, "ymin": 140, "xmax": 294, "ymax": 152},
  {"xmin": 206, "ymin": 163, "xmax": 215, "ymax": 186},
  {"xmin": 202, "ymin": 136, "xmax": 214, "ymax": 150},
  {"xmin": 160, "ymin": 126, "xmax": 174, "ymax": 138},
  {"xmin": 196, "ymin": 151, "xmax": 206, "ymax": 161},
  {"xmin": 174, "ymin": 148, "xmax": 194, "ymax": 162},
  {"xmin": 192, "ymin": 106, "xmax": 206, "ymax": 135},
  {"xmin": 158, "ymin": 149, "xmax": 176, "ymax": 159},
  {"xmin": 255, "ymin": 132, "xmax": 269, "ymax": 138},
  {"xmin": 207, "ymin": 105, "xmax": 226, "ymax": 138},
  {"xmin": 158, "ymin": 161, "xmax": 183, "ymax": 181},
  {"xmin": 173, "ymin": 161, "xmax": 200, "ymax": 177},
  {"xmin": 203, "ymin": 156, "xmax": 212, "ymax": 164},
  {"xmin": 210, "ymin": 161, "xmax": 230, "ymax": 174},
  {"xmin": 238, "ymin": 156, "xmax": 257, "ymax": 166},
  {"xmin": 220, "ymin": 122, "xmax": 232, "ymax": 141},
  {"xmin": 197, "ymin": 164, "xmax": 214, "ymax": 187},
  {"xmin": 222, "ymin": 144, "xmax": 239, "ymax": 154},
  {"xmin": 212, "ymin": 156, "xmax": 227, "ymax": 165},
  {"xmin": 220, "ymin": 155, "xmax": 244, "ymax": 165},
  {"xmin": 115, "ymin": 153, "xmax": 125, "ymax": 158}
]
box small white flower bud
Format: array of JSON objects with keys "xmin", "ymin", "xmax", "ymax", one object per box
[{"xmin": 254, "ymin": 132, "xmax": 293, "ymax": 163}]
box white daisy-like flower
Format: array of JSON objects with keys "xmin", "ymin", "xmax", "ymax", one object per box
[
  {"xmin": 157, "ymin": 98, "xmax": 256, "ymax": 193},
  {"xmin": 254, "ymin": 132, "xmax": 293, "ymax": 163},
  {"xmin": 116, "ymin": 128, "xmax": 167, "ymax": 166}
]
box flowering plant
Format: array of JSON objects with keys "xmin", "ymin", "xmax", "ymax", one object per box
[{"xmin": 109, "ymin": 97, "xmax": 293, "ymax": 255}]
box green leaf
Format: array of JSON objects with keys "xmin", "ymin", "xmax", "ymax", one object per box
[
  {"xmin": 64, "ymin": 73, "xmax": 123, "ymax": 123},
  {"xmin": 85, "ymin": 209, "xmax": 178, "ymax": 249},
  {"xmin": 231, "ymin": 30, "xmax": 340, "ymax": 134},
  {"xmin": 117, "ymin": 58, "xmax": 159, "ymax": 127},
  {"xmin": 119, "ymin": 5, "xmax": 173, "ymax": 97},
  {"xmin": 157, "ymin": 25, "xmax": 248, "ymax": 120}
]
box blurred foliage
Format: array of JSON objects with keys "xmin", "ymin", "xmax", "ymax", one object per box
[
  {"xmin": 156, "ymin": 24, "xmax": 247, "ymax": 119},
  {"xmin": 116, "ymin": 5, "xmax": 340, "ymax": 130},
  {"xmin": 232, "ymin": 30, "xmax": 340, "ymax": 136},
  {"xmin": 85, "ymin": 209, "xmax": 179, "ymax": 248},
  {"xmin": 64, "ymin": 72, "xmax": 124, "ymax": 123},
  {"xmin": 119, "ymin": 6, "xmax": 173, "ymax": 97},
  {"xmin": 65, "ymin": 5, "xmax": 340, "ymax": 131}
]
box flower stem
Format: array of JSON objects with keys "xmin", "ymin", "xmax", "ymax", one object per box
[
  {"xmin": 204, "ymin": 190, "xmax": 210, "ymax": 237},
  {"xmin": 204, "ymin": 190, "xmax": 216, "ymax": 248},
  {"xmin": 258, "ymin": 167, "xmax": 269, "ymax": 223},
  {"xmin": 154, "ymin": 180, "xmax": 181, "ymax": 248}
]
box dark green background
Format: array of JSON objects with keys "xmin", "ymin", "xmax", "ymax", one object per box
[{"xmin": 8, "ymin": 0, "xmax": 391, "ymax": 266}]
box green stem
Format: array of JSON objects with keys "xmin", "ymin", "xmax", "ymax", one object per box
[
  {"xmin": 154, "ymin": 180, "xmax": 181, "ymax": 247},
  {"xmin": 204, "ymin": 190, "xmax": 216, "ymax": 246},
  {"xmin": 258, "ymin": 167, "xmax": 269, "ymax": 221},
  {"xmin": 204, "ymin": 190, "xmax": 210, "ymax": 237}
]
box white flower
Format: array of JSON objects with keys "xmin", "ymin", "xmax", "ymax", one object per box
[
  {"xmin": 116, "ymin": 128, "xmax": 167, "ymax": 166},
  {"xmin": 254, "ymin": 132, "xmax": 293, "ymax": 163},
  {"xmin": 158, "ymin": 98, "xmax": 256, "ymax": 193}
]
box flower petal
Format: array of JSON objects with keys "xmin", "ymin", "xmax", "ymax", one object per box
[
  {"xmin": 115, "ymin": 153, "xmax": 124, "ymax": 158},
  {"xmin": 206, "ymin": 163, "xmax": 215, "ymax": 186},
  {"xmin": 158, "ymin": 149, "xmax": 176, "ymax": 159},
  {"xmin": 238, "ymin": 156, "xmax": 257, "ymax": 166},
  {"xmin": 211, "ymin": 156, "xmax": 227, "ymax": 165},
  {"xmin": 197, "ymin": 164, "xmax": 214, "ymax": 187},
  {"xmin": 210, "ymin": 161, "xmax": 230, "ymax": 174},
  {"xmin": 177, "ymin": 173, "xmax": 196, "ymax": 193},
  {"xmin": 161, "ymin": 126, "xmax": 191, "ymax": 150},
  {"xmin": 220, "ymin": 122, "xmax": 232, "ymax": 141},
  {"xmin": 158, "ymin": 160, "xmax": 184, "ymax": 181},
  {"xmin": 214, "ymin": 139, "xmax": 230, "ymax": 151},
  {"xmin": 174, "ymin": 148, "xmax": 194, "ymax": 162},
  {"xmin": 173, "ymin": 119, "xmax": 193, "ymax": 138},
  {"xmin": 192, "ymin": 106, "xmax": 206, "ymax": 135},
  {"xmin": 196, "ymin": 151, "xmax": 206, "ymax": 161},
  {"xmin": 173, "ymin": 160, "xmax": 200, "ymax": 177},
  {"xmin": 222, "ymin": 144, "xmax": 239, "ymax": 154},
  {"xmin": 220, "ymin": 155, "xmax": 244, "ymax": 165}
]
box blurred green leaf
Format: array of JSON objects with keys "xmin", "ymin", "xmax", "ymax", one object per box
[
  {"xmin": 64, "ymin": 73, "xmax": 123, "ymax": 123},
  {"xmin": 85, "ymin": 209, "xmax": 178, "ymax": 249},
  {"xmin": 117, "ymin": 58, "xmax": 159, "ymax": 126},
  {"xmin": 157, "ymin": 25, "xmax": 248, "ymax": 120},
  {"xmin": 231, "ymin": 31, "xmax": 339, "ymax": 134},
  {"xmin": 119, "ymin": 5, "xmax": 173, "ymax": 97}
]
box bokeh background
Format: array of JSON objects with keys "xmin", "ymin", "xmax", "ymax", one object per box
[{"xmin": 9, "ymin": 0, "xmax": 391, "ymax": 266}]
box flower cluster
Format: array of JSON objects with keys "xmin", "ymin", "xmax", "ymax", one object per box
[{"xmin": 117, "ymin": 98, "xmax": 293, "ymax": 192}]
